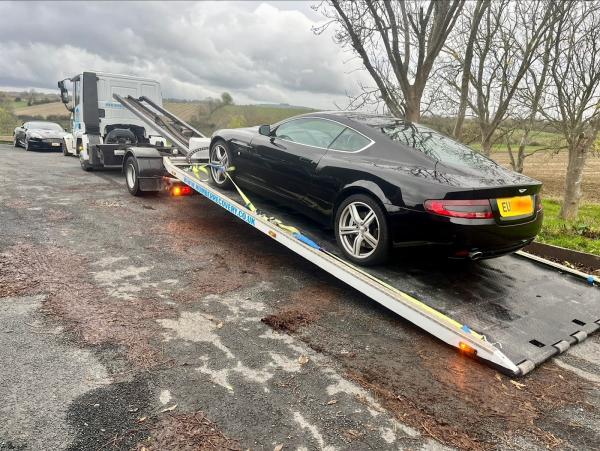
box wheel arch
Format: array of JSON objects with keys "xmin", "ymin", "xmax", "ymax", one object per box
[{"xmin": 332, "ymin": 181, "xmax": 389, "ymax": 226}]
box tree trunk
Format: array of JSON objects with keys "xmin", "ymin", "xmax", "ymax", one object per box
[
  {"xmin": 515, "ymin": 132, "xmax": 528, "ymax": 173},
  {"xmin": 454, "ymin": 0, "xmax": 489, "ymax": 139},
  {"xmin": 404, "ymin": 89, "xmax": 421, "ymax": 122},
  {"xmin": 480, "ymin": 126, "xmax": 493, "ymax": 156},
  {"xmin": 560, "ymin": 145, "xmax": 587, "ymax": 220}
]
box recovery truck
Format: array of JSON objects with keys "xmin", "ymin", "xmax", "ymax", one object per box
[
  {"xmin": 108, "ymin": 94, "xmax": 600, "ymax": 377},
  {"xmin": 57, "ymin": 71, "xmax": 210, "ymax": 171}
]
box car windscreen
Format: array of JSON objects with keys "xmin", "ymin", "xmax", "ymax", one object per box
[
  {"xmin": 28, "ymin": 122, "xmax": 62, "ymax": 131},
  {"xmin": 376, "ymin": 122, "xmax": 499, "ymax": 171}
]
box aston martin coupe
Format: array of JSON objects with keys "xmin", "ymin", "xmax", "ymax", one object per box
[
  {"xmin": 209, "ymin": 112, "xmax": 543, "ymax": 265},
  {"xmin": 13, "ymin": 121, "xmax": 67, "ymax": 152}
]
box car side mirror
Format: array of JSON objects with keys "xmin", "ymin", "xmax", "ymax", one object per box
[{"xmin": 258, "ymin": 125, "xmax": 271, "ymax": 136}]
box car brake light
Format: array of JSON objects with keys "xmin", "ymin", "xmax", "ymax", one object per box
[{"xmin": 424, "ymin": 199, "xmax": 493, "ymax": 219}]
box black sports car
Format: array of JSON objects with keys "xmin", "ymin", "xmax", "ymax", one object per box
[
  {"xmin": 13, "ymin": 121, "xmax": 66, "ymax": 151},
  {"xmin": 209, "ymin": 112, "xmax": 543, "ymax": 265}
]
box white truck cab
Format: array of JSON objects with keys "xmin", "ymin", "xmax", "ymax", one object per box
[{"xmin": 58, "ymin": 71, "xmax": 166, "ymax": 170}]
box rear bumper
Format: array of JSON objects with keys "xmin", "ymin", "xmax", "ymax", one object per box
[{"xmin": 387, "ymin": 207, "xmax": 544, "ymax": 256}]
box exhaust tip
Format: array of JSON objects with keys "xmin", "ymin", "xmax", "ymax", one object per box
[{"xmin": 469, "ymin": 251, "xmax": 484, "ymax": 260}]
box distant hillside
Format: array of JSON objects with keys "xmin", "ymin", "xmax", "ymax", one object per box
[
  {"xmin": 15, "ymin": 102, "xmax": 69, "ymax": 118},
  {"xmin": 12, "ymin": 100, "xmax": 316, "ymax": 135}
]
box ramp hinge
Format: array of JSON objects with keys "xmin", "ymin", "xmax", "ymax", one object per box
[
  {"xmin": 552, "ymin": 340, "xmax": 570, "ymax": 353},
  {"xmin": 517, "ymin": 360, "xmax": 535, "ymax": 376},
  {"xmin": 571, "ymin": 330, "xmax": 588, "ymax": 342}
]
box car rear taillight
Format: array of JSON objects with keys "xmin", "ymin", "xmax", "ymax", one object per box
[{"xmin": 424, "ymin": 199, "xmax": 493, "ymax": 219}]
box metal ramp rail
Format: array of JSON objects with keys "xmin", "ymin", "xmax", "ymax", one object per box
[
  {"xmin": 114, "ymin": 94, "xmax": 205, "ymax": 155},
  {"xmin": 116, "ymin": 95, "xmax": 600, "ymax": 377}
]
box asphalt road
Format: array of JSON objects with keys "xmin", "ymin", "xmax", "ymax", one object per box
[{"xmin": 0, "ymin": 143, "xmax": 599, "ymax": 450}]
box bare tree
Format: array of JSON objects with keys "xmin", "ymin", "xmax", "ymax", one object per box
[
  {"xmin": 452, "ymin": 0, "xmax": 490, "ymax": 140},
  {"xmin": 540, "ymin": 2, "xmax": 600, "ymax": 220},
  {"xmin": 504, "ymin": 21, "xmax": 564, "ymax": 173},
  {"xmin": 315, "ymin": 0, "xmax": 464, "ymax": 122},
  {"xmin": 445, "ymin": 0, "xmax": 560, "ymax": 156}
]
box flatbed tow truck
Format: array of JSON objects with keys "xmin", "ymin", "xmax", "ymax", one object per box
[{"xmin": 115, "ymin": 94, "xmax": 600, "ymax": 377}]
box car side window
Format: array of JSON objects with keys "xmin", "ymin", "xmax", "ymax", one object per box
[
  {"xmin": 329, "ymin": 128, "xmax": 371, "ymax": 152},
  {"xmin": 275, "ymin": 118, "xmax": 346, "ymax": 149}
]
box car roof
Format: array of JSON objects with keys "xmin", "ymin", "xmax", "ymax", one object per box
[{"xmin": 298, "ymin": 111, "xmax": 407, "ymax": 126}]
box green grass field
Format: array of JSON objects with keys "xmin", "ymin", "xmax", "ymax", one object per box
[
  {"xmin": 537, "ymin": 199, "xmax": 600, "ymax": 255},
  {"xmin": 469, "ymin": 130, "xmax": 565, "ymax": 154}
]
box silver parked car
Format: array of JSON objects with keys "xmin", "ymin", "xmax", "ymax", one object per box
[{"xmin": 13, "ymin": 121, "xmax": 67, "ymax": 152}]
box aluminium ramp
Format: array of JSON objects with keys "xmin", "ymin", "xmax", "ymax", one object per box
[{"xmin": 163, "ymin": 157, "xmax": 600, "ymax": 376}]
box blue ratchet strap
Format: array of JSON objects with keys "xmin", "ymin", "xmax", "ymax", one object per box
[{"xmin": 292, "ymin": 232, "xmax": 322, "ymax": 250}]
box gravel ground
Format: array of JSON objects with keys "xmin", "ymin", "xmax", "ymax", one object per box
[{"xmin": 0, "ymin": 144, "xmax": 598, "ymax": 450}]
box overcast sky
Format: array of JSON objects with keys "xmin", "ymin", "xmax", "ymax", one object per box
[{"xmin": 0, "ymin": 1, "xmax": 369, "ymax": 108}]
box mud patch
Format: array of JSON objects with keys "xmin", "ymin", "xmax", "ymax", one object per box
[
  {"xmin": 343, "ymin": 339, "xmax": 593, "ymax": 450},
  {"xmin": 0, "ymin": 243, "xmax": 176, "ymax": 369},
  {"xmin": 262, "ymin": 282, "xmax": 343, "ymax": 333},
  {"xmin": 137, "ymin": 411, "xmax": 241, "ymax": 451}
]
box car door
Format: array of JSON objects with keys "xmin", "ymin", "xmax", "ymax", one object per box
[{"xmin": 250, "ymin": 118, "xmax": 346, "ymax": 213}]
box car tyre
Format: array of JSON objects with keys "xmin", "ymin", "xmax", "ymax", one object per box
[
  {"xmin": 80, "ymin": 157, "xmax": 94, "ymax": 172},
  {"xmin": 208, "ymin": 140, "xmax": 233, "ymax": 189},
  {"xmin": 24, "ymin": 138, "xmax": 30, "ymax": 151},
  {"xmin": 335, "ymin": 193, "xmax": 390, "ymax": 266},
  {"xmin": 125, "ymin": 156, "xmax": 142, "ymax": 196},
  {"xmin": 13, "ymin": 135, "xmax": 20, "ymax": 148},
  {"xmin": 62, "ymin": 140, "xmax": 69, "ymax": 156}
]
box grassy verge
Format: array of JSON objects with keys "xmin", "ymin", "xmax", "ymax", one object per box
[{"xmin": 537, "ymin": 199, "xmax": 600, "ymax": 255}]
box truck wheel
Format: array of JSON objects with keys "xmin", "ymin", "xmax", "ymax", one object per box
[
  {"xmin": 125, "ymin": 156, "xmax": 142, "ymax": 196},
  {"xmin": 209, "ymin": 140, "xmax": 233, "ymax": 189},
  {"xmin": 334, "ymin": 194, "xmax": 390, "ymax": 266},
  {"xmin": 80, "ymin": 157, "xmax": 94, "ymax": 172}
]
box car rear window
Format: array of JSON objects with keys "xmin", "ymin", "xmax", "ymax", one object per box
[{"xmin": 377, "ymin": 122, "xmax": 498, "ymax": 170}]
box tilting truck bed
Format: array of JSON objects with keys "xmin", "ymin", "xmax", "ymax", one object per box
[{"xmin": 117, "ymin": 95, "xmax": 600, "ymax": 376}]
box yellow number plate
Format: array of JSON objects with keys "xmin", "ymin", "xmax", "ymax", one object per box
[{"xmin": 496, "ymin": 195, "xmax": 534, "ymax": 218}]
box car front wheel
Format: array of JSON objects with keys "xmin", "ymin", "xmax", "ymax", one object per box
[
  {"xmin": 209, "ymin": 140, "xmax": 233, "ymax": 189},
  {"xmin": 24, "ymin": 138, "xmax": 30, "ymax": 151},
  {"xmin": 335, "ymin": 194, "xmax": 390, "ymax": 266},
  {"xmin": 13, "ymin": 135, "xmax": 20, "ymax": 148}
]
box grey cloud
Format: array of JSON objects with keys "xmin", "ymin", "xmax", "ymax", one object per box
[{"xmin": 0, "ymin": 1, "xmax": 369, "ymax": 108}]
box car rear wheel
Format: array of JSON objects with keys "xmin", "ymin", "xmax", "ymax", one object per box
[
  {"xmin": 209, "ymin": 140, "xmax": 233, "ymax": 189},
  {"xmin": 335, "ymin": 194, "xmax": 390, "ymax": 266}
]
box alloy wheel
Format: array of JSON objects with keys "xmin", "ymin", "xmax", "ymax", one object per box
[
  {"xmin": 210, "ymin": 144, "xmax": 229, "ymax": 184},
  {"xmin": 338, "ymin": 201, "xmax": 380, "ymax": 259}
]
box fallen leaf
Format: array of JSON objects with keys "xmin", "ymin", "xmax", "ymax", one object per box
[
  {"xmin": 274, "ymin": 445, "xmax": 284, "ymax": 451},
  {"xmin": 161, "ymin": 404, "xmax": 178, "ymax": 413},
  {"xmin": 510, "ymin": 380, "xmax": 526, "ymax": 389},
  {"xmin": 495, "ymin": 373, "xmax": 502, "ymax": 382},
  {"xmin": 298, "ymin": 355, "xmax": 309, "ymax": 365},
  {"xmin": 326, "ymin": 399, "xmax": 338, "ymax": 405},
  {"xmin": 216, "ymin": 322, "xmax": 224, "ymax": 329},
  {"xmin": 138, "ymin": 416, "xmax": 147, "ymax": 423}
]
